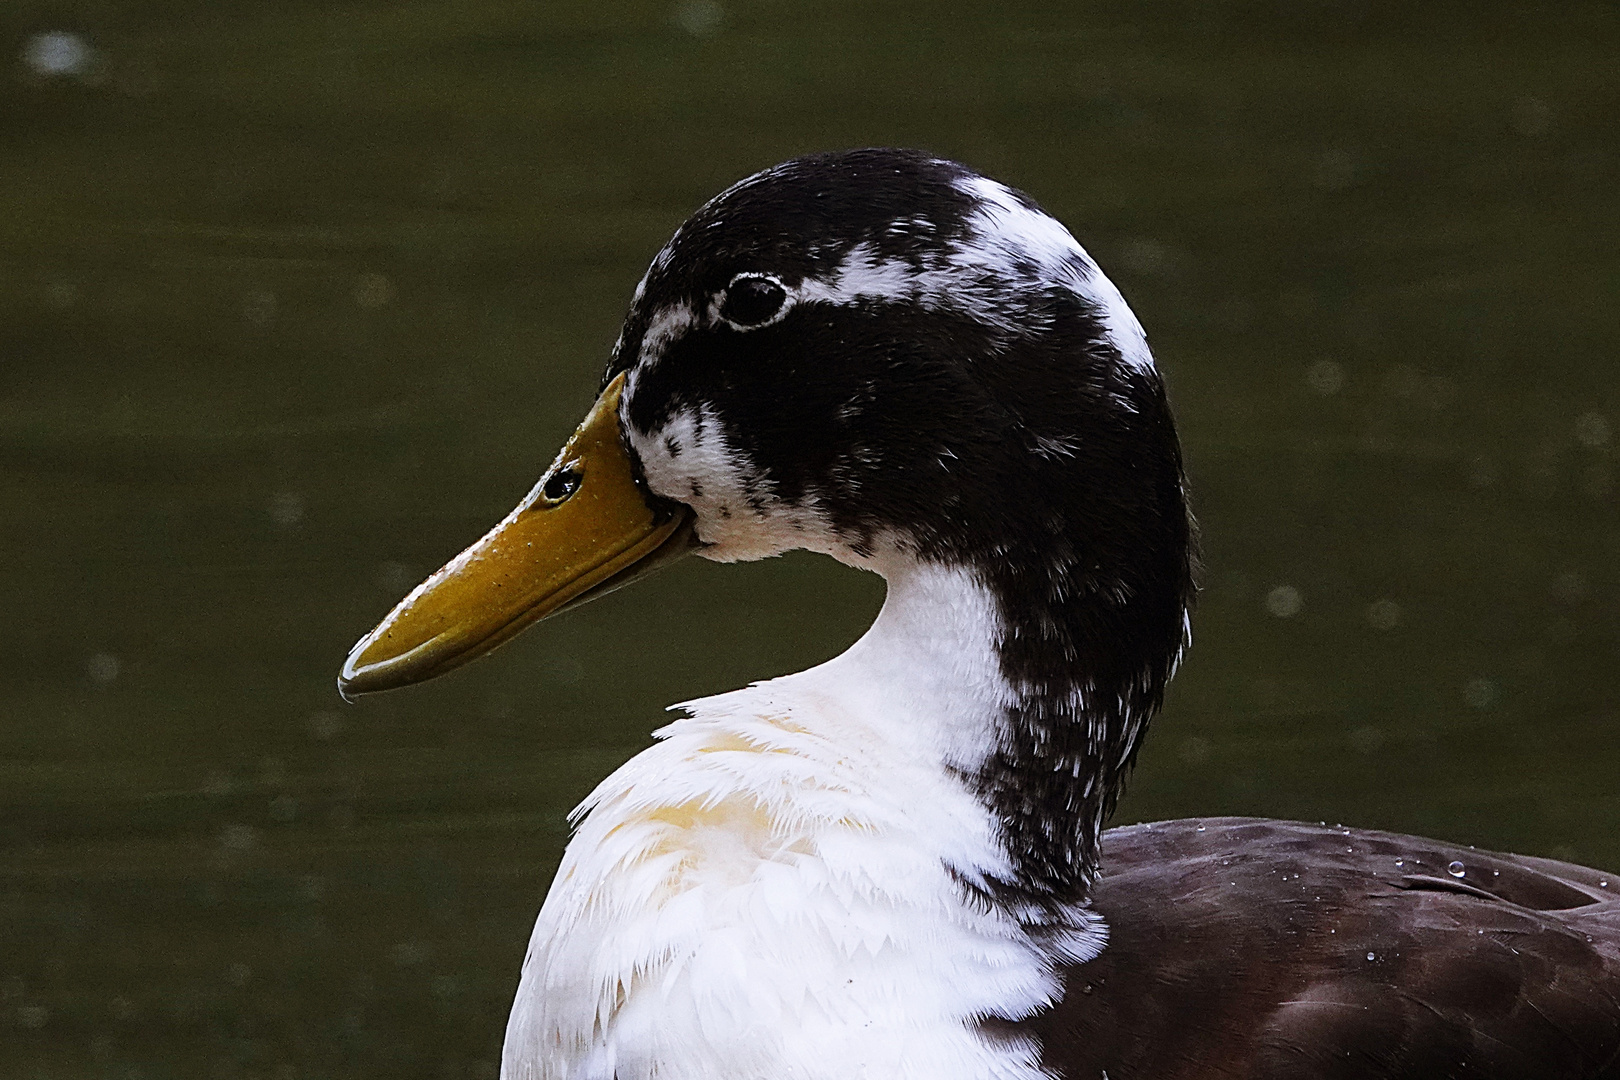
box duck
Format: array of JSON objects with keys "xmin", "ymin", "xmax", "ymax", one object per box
[{"xmin": 337, "ymin": 148, "xmax": 1620, "ymax": 1080}]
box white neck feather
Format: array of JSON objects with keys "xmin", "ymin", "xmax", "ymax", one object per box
[{"xmin": 501, "ymin": 561, "xmax": 1104, "ymax": 1080}]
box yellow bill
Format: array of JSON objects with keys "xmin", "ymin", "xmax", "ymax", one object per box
[{"xmin": 338, "ymin": 372, "xmax": 694, "ymax": 698}]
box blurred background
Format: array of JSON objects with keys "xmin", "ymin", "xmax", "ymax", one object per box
[{"xmin": 2, "ymin": 0, "xmax": 1616, "ymax": 1076}]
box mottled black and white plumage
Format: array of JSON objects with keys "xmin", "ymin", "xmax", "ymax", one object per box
[
  {"xmin": 498, "ymin": 149, "xmax": 1620, "ymax": 1080},
  {"xmin": 613, "ymin": 150, "xmax": 1192, "ymax": 915}
]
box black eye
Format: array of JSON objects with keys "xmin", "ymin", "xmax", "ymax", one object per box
[
  {"xmin": 541, "ymin": 467, "xmax": 582, "ymax": 504},
  {"xmin": 720, "ymin": 275, "xmax": 786, "ymax": 327}
]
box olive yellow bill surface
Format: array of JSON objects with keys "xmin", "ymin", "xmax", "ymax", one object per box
[{"xmin": 337, "ymin": 372, "xmax": 695, "ymax": 698}]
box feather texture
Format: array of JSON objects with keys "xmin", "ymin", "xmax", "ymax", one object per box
[{"xmin": 503, "ymin": 564, "xmax": 1104, "ymax": 1080}]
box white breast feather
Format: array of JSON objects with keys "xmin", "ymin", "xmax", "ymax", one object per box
[{"xmin": 500, "ymin": 565, "xmax": 1105, "ymax": 1080}]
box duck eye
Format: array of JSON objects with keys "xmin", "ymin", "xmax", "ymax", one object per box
[
  {"xmin": 720, "ymin": 275, "xmax": 786, "ymax": 327},
  {"xmin": 541, "ymin": 466, "xmax": 582, "ymax": 504}
]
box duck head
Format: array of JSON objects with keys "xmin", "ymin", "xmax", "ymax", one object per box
[{"xmin": 340, "ymin": 148, "xmax": 1196, "ymax": 906}]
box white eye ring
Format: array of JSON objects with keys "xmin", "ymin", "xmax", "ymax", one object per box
[{"xmin": 715, "ymin": 273, "xmax": 791, "ymax": 329}]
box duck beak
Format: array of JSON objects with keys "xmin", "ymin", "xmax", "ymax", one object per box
[{"xmin": 337, "ymin": 372, "xmax": 695, "ymax": 699}]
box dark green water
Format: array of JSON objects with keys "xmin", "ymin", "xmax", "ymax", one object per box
[{"xmin": 2, "ymin": 1, "xmax": 1617, "ymax": 1076}]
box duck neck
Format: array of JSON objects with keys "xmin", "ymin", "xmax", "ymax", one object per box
[
  {"xmin": 827, "ymin": 560, "xmax": 1013, "ymax": 768},
  {"xmin": 827, "ymin": 551, "xmax": 1184, "ymax": 922}
]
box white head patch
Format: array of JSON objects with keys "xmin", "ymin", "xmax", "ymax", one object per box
[{"xmin": 627, "ymin": 165, "xmax": 1153, "ymax": 377}]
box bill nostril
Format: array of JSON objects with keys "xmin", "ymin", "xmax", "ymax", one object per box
[{"xmin": 542, "ymin": 467, "xmax": 583, "ymax": 504}]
